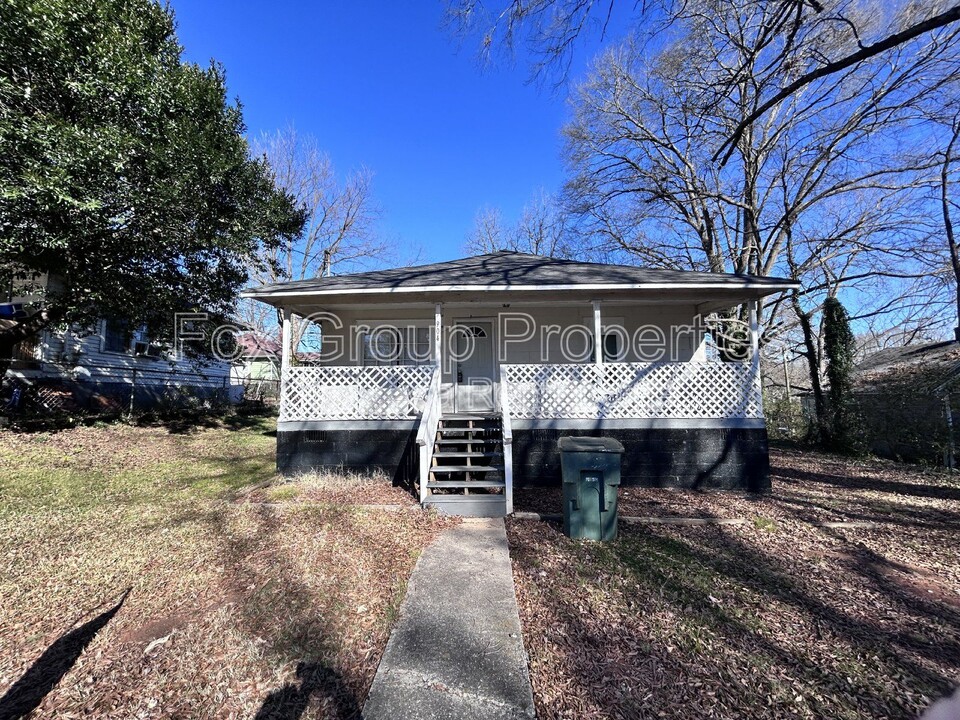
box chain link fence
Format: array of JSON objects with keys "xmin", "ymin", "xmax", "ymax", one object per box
[{"xmin": 2, "ymin": 365, "xmax": 241, "ymax": 420}]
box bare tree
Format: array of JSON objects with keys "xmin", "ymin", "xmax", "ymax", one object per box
[
  {"xmin": 465, "ymin": 206, "xmax": 507, "ymax": 254},
  {"xmin": 563, "ymin": 0, "xmax": 959, "ymax": 435},
  {"xmin": 938, "ymin": 111, "xmax": 960, "ymax": 336},
  {"xmin": 515, "ymin": 189, "xmax": 576, "ymax": 256},
  {"xmin": 465, "ymin": 190, "xmax": 579, "ymax": 257},
  {"xmin": 448, "ymin": 0, "xmax": 960, "ymax": 102},
  {"xmin": 240, "ymin": 127, "xmax": 386, "ymax": 353}
]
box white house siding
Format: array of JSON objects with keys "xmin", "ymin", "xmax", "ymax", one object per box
[
  {"xmin": 293, "ymin": 302, "xmax": 710, "ymax": 417},
  {"xmin": 301, "ymin": 302, "xmax": 706, "ymax": 368},
  {"xmin": 9, "ymin": 322, "xmax": 231, "ymax": 393},
  {"xmin": 6, "ymin": 272, "xmax": 230, "ymax": 391}
]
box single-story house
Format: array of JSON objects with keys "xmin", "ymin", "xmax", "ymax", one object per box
[
  {"xmin": 233, "ymin": 333, "xmax": 282, "ymax": 380},
  {"xmin": 3, "ymin": 276, "xmax": 232, "ymax": 414},
  {"xmin": 852, "ymin": 340, "xmax": 960, "ymax": 464},
  {"xmin": 243, "ymin": 251, "xmax": 798, "ymax": 516},
  {"xmin": 230, "ymin": 333, "xmax": 281, "ymax": 400}
]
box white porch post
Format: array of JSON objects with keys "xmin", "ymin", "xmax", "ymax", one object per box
[
  {"xmin": 592, "ymin": 300, "xmax": 602, "ymax": 365},
  {"xmin": 280, "ymin": 309, "xmax": 292, "ymax": 371},
  {"xmin": 748, "ymin": 299, "xmax": 763, "ymax": 418},
  {"xmin": 748, "ymin": 299, "xmax": 760, "ymax": 358},
  {"xmin": 434, "ymin": 302, "xmax": 442, "ymax": 366}
]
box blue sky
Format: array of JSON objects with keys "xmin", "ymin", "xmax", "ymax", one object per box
[{"xmin": 170, "ymin": 1, "xmax": 605, "ymax": 263}]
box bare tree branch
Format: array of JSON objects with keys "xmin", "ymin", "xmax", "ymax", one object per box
[
  {"xmin": 241, "ymin": 126, "xmax": 387, "ymax": 353},
  {"xmin": 715, "ymin": 4, "xmax": 960, "ymax": 165}
]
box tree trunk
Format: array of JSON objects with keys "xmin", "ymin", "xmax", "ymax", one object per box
[
  {"xmin": 793, "ymin": 294, "xmax": 827, "ymax": 443},
  {"xmin": 941, "ymin": 117, "xmax": 960, "ymax": 335}
]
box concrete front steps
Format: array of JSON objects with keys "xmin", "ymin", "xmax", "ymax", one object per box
[{"xmin": 422, "ymin": 414, "xmax": 507, "ymax": 518}]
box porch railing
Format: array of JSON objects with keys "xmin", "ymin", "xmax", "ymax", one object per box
[
  {"xmin": 499, "ymin": 378, "xmax": 515, "ymax": 514},
  {"xmin": 500, "ymin": 361, "xmax": 762, "ymax": 420},
  {"xmin": 416, "ymin": 365, "xmax": 443, "ymax": 503},
  {"xmin": 279, "ymin": 364, "xmax": 435, "ymax": 422}
]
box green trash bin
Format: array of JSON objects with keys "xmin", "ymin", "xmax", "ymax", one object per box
[{"xmin": 558, "ymin": 436, "xmax": 624, "ymax": 541}]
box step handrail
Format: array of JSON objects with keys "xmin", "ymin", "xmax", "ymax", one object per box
[
  {"xmin": 416, "ymin": 364, "xmax": 443, "ymax": 504},
  {"xmin": 498, "ymin": 379, "xmax": 515, "ymax": 515}
]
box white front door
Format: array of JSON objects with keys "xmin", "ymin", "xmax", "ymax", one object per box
[{"xmin": 454, "ymin": 321, "xmax": 495, "ymax": 413}]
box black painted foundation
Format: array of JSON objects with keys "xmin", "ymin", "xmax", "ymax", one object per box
[
  {"xmin": 277, "ymin": 427, "xmax": 419, "ymax": 488},
  {"xmin": 512, "ymin": 427, "xmax": 770, "ymax": 491},
  {"xmin": 276, "ymin": 424, "xmax": 770, "ymax": 493}
]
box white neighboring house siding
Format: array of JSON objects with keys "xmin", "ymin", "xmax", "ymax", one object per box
[
  {"xmin": 11, "ymin": 321, "xmax": 231, "ymax": 389},
  {"xmin": 5, "ymin": 273, "xmax": 229, "ymax": 386}
]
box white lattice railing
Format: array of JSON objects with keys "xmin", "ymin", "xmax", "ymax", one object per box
[
  {"xmin": 279, "ymin": 365, "xmax": 435, "ymax": 422},
  {"xmin": 501, "ymin": 361, "xmax": 763, "ymax": 420}
]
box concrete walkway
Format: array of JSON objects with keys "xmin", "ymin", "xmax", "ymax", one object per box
[{"xmin": 363, "ymin": 518, "xmax": 537, "ymax": 720}]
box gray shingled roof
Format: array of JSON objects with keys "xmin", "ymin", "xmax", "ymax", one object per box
[
  {"xmin": 245, "ymin": 251, "xmax": 797, "ymax": 297},
  {"xmin": 854, "ymin": 340, "xmax": 960, "ymax": 394}
]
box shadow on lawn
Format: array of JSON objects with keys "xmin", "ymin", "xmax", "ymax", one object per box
[
  {"xmin": 773, "ymin": 464, "xmax": 960, "ymax": 501},
  {"xmin": 516, "ymin": 520, "xmax": 958, "ymax": 719},
  {"xmin": 134, "ymin": 408, "xmax": 276, "ymax": 436},
  {"xmin": 0, "ymin": 589, "xmax": 130, "ymax": 719},
  {"xmin": 208, "ymin": 504, "xmax": 374, "ymax": 720},
  {"xmin": 254, "ymin": 662, "xmax": 359, "ymax": 720},
  {"xmin": 772, "ymin": 491, "xmax": 960, "ymax": 529}
]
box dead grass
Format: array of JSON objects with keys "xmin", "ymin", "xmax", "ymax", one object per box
[
  {"xmin": 0, "ymin": 417, "xmax": 454, "ymax": 719},
  {"xmin": 244, "ymin": 468, "xmax": 419, "ymax": 508},
  {"xmin": 509, "ymin": 448, "xmax": 960, "ymax": 720}
]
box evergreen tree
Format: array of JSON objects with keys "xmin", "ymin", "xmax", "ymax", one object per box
[
  {"xmin": 0, "ymin": 0, "xmax": 305, "ymax": 372},
  {"xmin": 823, "ymin": 296, "xmax": 858, "ymax": 452}
]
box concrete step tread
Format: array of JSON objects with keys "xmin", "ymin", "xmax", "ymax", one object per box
[
  {"xmin": 424, "ymin": 494, "xmax": 507, "ymax": 503},
  {"xmin": 441, "ymin": 414, "xmax": 501, "ymax": 421},
  {"xmin": 421, "ymin": 496, "xmax": 508, "ymax": 517},
  {"xmin": 435, "ymin": 438, "xmax": 502, "ymax": 444}
]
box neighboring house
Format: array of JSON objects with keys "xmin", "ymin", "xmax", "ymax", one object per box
[
  {"xmin": 244, "ymin": 251, "xmax": 798, "ymax": 516},
  {"xmin": 852, "ymin": 340, "xmax": 960, "ymax": 464},
  {"xmin": 232, "ymin": 333, "xmax": 281, "ymax": 382},
  {"xmin": 3, "ymin": 278, "xmax": 232, "ymax": 413},
  {"xmin": 230, "ymin": 333, "xmax": 281, "ymax": 401}
]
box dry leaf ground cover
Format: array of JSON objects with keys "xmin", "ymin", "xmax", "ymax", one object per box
[
  {"xmin": 0, "ymin": 416, "xmax": 452, "ymax": 719},
  {"xmin": 509, "ymin": 448, "xmax": 960, "ymax": 719}
]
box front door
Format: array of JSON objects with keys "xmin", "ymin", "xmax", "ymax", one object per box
[{"xmin": 454, "ymin": 321, "xmax": 495, "ymax": 413}]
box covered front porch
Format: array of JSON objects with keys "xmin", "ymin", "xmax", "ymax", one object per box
[
  {"xmin": 243, "ymin": 251, "xmax": 796, "ymax": 517},
  {"xmin": 271, "ymin": 299, "xmax": 765, "ymax": 516}
]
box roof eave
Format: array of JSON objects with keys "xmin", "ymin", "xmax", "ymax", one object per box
[{"xmin": 241, "ymin": 280, "xmax": 800, "ymax": 301}]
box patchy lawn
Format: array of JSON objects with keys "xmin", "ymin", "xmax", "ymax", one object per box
[
  {"xmin": 242, "ymin": 469, "xmax": 419, "ymax": 508},
  {"xmin": 509, "ymin": 448, "xmax": 960, "ymax": 719},
  {"xmin": 0, "ymin": 416, "xmax": 452, "ymax": 719}
]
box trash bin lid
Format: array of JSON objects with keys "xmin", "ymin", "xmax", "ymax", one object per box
[{"xmin": 558, "ymin": 436, "xmax": 624, "ymax": 453}]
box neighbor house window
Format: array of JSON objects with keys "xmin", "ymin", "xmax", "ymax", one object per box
[
  {"xmin": 11, "ymin": 336, "xmax": 38, "ymax": 362},
  {"xmin": 103, "ymin": 319, "xmax": 131, "ymax": 354}
]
